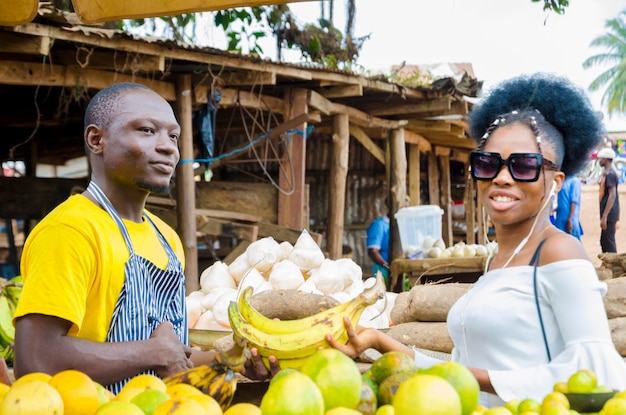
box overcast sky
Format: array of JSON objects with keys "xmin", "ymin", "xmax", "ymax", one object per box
[{"xmin": 283, "ymin": 0, "xmax": 626, "ymax": 132}]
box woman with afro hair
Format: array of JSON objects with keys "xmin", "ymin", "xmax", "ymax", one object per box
[{"xmin": 328, "ymin": 73, "xmax": 626, "ymax": 407}]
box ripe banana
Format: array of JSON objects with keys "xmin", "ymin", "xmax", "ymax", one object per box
[
  {"xmin": 229, "ymin": 273, "xmax": 386, "ymax": 369},
  {"xmin": 0, "ymin": 296, "xmax": 14, "ymax": 349},
  {"xmin": 163, "ymin": 362, "xmax": 237, "ymax": 411}
]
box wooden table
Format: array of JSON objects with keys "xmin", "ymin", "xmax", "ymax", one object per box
[{"xmin": 391, "ymin": 256, "xmax": 488, "ymax": 290}]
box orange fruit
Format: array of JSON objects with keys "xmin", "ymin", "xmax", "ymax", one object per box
[
  {"xmin": 392, "ymin": 374, "xmax": 462, "ymax": 415},
  {"xmin": 166, "ymin": 383, "xmax": 204, "ymax": 399},
  {"xmin": 223, "ymin": 402, "xmax": 261, "ymax": 414},
  {"xmin": 504, "ymin": 399, "xmax": 520, "ymax": 414},
  {"xmin": 299, "ymin": 349, "xmax": 363, "ymax": 411},
  {"xmin": 0, "ymin": 379, "xmax": 64, "ymax": 415},
  {"xmin": 187, "ymin": 393, "xmax": 223, "ymax": 414},
  {"xmin": 0, "ymin": 383, "xmax": 9, "ymax": 401},
  {"xmin": 567, "ymin": 370, "xmax": 596, "ymax": 393},
  {"xmin": 48, "ymin": 369, "xmax": 100, "ymax": 415},
  {"xmin": 355, "ymin": 380, "xmax": 377, "ymax": 415},
  {"xmin": 421, "ymin": 361, "xmax": 480, "ymax": 415},
  {"xmin": 378, "ymin": 372, "xmax": 413, "ymax": 406},
  {"xmin": 124, "ymin": 373, "xmax": 167, "ymax": 392},
  {"xmin": 153, "ymin": 396, "xmax": 207, "ymax": 415},
  {"xmin": 115, "ymin": 386, "xmax": 147, "ymax": 403},
  {"xmin": 375, "ymin": 405, "xmax": 395, "ymax": 415},
  {"xmin": 483, "ymin": 408, "xmax": 513, "ymax": 415},
  {"xmin": 12, "ymin": 371, "xmax": 52, "ymax": 386},
  {"xmin": 130, "ymin": 389, "xmax": 171, "ymax": 414},
  {"xmin": 260, "ymin": 369, "xmax": 324, "ymax": 415},
  {"xmin": 370, "ymin": 352, "xmax": 416, "ymax": 384},
  {"xmin": 96, "ymin": 400, "xmax": 144, "ymax": 414},
  {"xmin": 517, "ymin": 398, "xmax": 541, "ymax": 414},
  {"xmin": 552, "ymin": 382, "xmax": 568, "ymax": 394},
  {"xmin": 324, "ymin": 408, "xmax": 362, "ymax": 415},
  {"xmin": 602, "ymin": 397, "xmax": 626, "ymax": 415},
  {"xmin": 542, "ymin": 391, "xmax": 569, "ymax": 410}
]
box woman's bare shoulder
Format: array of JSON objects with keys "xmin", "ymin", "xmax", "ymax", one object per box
[{"xmin": 540, "ymin": 232, "xmax": 590, "ymax": 264}]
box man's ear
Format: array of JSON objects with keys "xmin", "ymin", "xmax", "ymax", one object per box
[{"xmin": 85, "ymin": 125, "xmax": 103, "ymax": 155}]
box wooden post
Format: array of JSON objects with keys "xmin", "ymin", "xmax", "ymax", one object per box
[
  {"xmin": 327, "ymin": 113, "xmax": 349, "ymax": 259},
  {"xmin": 389, "ymin": 128, "xmax": 407, "ymax": 291},
  {"xmin": 465, "ymin": 166, "xmax": 477, "ymax": 244},
  {"xmin": 428, "ymin": 151, "xmax": 440, "ymax": 207},
  {"xmin": 408, "ymin": 144, "xmax": 420, "ymax": 206},
  {"xmin": 175, "ymin": 74, "xmax": 198, "ymax": 293},
  {"xmin": 278, "ymin": 88, "xmax": 308, "ymax": 230},
  {"xmin": 436, "ymin": 147, "xmax": 453, "ymax": 247}
]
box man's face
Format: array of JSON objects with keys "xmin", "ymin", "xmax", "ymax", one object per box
[{"xmin": 101, "ymin": 89, "xmax": 181, "ymax": 194}]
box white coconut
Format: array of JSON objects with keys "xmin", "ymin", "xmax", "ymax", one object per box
[
  {"xmin": 227, "ymin": 253, "xmax": 251, "ymax": 285},
  {"xmin": 268, "ymin": 259, "xmax": 306, "ymax": 290},
  {"xmin": 297, "ymin": 277, "xmax": 322, "ymax": 295},
  {"xmin": 237, "ymin": 267, "xmax": 268, "ymax": 294},
  {"xmin": 199, "ymin": 261, "xmax": 236, "ymax": 294},
  {"xmin": 185, "ymin": 295, "xmax": 202, "ymax": 328},
  {"xmin": 212, "ymin": 293, "xmax": 237, "ymax": 328},
  {"xmin": 246, "ymin": 237, "xmax": 281, "ymax": 273},
  {"xmin": 308, "ymin": 259, "xmax": 344, "ymax": 295},
  {"xmin": 289, "ymin": 230, "xmax": 325, "ymax": 271},
  {"xmin": 278, "ymin": 241, "xmax": 294, "ymax": 260},
  {"xmin": 200, "ymin": 286, "xmax": 237, "ymax": 312}
]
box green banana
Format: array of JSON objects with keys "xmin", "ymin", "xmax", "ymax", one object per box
[
  {"xmin": 229, "ymin": 274, "xmax": 386, "ymax": 367},
  {"xmin": 0, "ymin": 295, "xmax": 14, "ymax": 348}
]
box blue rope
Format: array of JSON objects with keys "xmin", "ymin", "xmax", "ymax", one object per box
[{"xmin": 179, "ymin": 126, "xmax": 312, "ymax": 165}]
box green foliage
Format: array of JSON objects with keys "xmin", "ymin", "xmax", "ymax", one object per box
[
  {"xmin": 531, "ymin": 0, "xmax": 570, "ymax": 14},
  {"xmin": 583, "ymin": 9, "xmax": 626, "ymax": 117}
]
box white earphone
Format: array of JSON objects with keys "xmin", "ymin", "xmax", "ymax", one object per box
[{"xmin": 549, "ymin": 180, "xmax": 557, "ymax": 196}]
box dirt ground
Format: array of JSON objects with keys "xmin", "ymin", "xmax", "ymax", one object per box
[{"xmin": 578, "ymin": 184, "xmax": 626, "ymax": 267}]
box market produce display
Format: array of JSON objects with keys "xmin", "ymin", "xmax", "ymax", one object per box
[
  {"xmin": 228, "ymin": 273, "xmax": 386, "ymax": 370},
  {"xmin": 0, "ymin": 276, "xmax": 21, "ymax": 364},
  {"xmin": 186, "ymin": 230, "xmax": 395, "ymax": 334}
]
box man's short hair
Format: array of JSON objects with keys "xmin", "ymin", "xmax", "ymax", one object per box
[{"xmin": 84, "ymin": 83, "xmax": 151, "ymax": 132}]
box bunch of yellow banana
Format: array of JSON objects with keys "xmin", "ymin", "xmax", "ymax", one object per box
[
  {"xmin": 0, "ymin": 275, "xmax": 22, "ymax": 364},
  {"xmin": 163, "ymin": 334, "xmax": 247, "ymax": 410},
  {"xmin": 229, "ymin": 273, "xmax": 387, "ymax": 370}
]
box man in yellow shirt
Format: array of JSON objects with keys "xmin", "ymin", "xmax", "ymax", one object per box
[{"xmin": 13, "ymin": 83, "xmax": 277, "ymax": 392}]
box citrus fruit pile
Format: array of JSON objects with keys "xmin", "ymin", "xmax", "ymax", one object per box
[{"xmin": 0, "ymin": 369, "xmax": 235, "ymax": 415}]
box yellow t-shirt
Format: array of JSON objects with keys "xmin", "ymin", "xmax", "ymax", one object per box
[{"xmin": 14, "ymin": 194, "xmax": 185, "ymax": 342}]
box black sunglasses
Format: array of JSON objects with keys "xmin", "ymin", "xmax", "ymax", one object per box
[{"xmin": 470, "ymin": 151, "xmax": 559, "ymax": 182}]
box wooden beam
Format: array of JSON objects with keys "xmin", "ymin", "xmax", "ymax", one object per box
[
  {"xmin": 0, "ymin": 32, "xmax": 50, "ymax": 55},
  {"xmin": 196, "ymin": 208, "xmax": 266, "ymax": 224},
  {"xmin": 220, "ymin": 71, "xmax": 276, "ymax": 86},
  {"xmin": 428, "ymin": 151, "xmax": 439, "ymax": 207},
  {"xmin": 194, "ymin": 86, "xmax": 284, "ymax": 114},
  {"xmin": 421, "ymin": 133, "xmax": 477, "ymax": 150},
  {"xmin": 408, "ymin": 144, "xmax": 420, "ymax": 206},
  {"xmin": 317, "ymin": 84, "xmax": 363, "ymax": 99},
  {"xmin": 389, "ymin": 128, "xmax": 407, "ymax": 292},
  {"xmin": 197, "ymin": 218, "xmax": 259, "ymax": 241},
  {"xmin": 327, "ymin": 113, "xmax": 350, "ymax": 259},
  {"xmin": 403, "ymin": 130, "xmax": 431, "ymax": 153},
  {"xmin": 175, "ymin": 74, "xmax": 198, "ymax": 292},
  {"xmin": 52, "ymin": 49, "xmax": 165, "ymax": 72},
  {"xmin": 307, "ymin": 89, "xmax": 333, "ymax": 116},
  {"xmin": 369, "ymin": 97, "xmax": 451, "ymax": 117},
  {"xmin": 438, "ymin": 151, "xmax": 453, "ymax": 247},
  {"xmin": 349, "ymin": 125, "xmax": 385, "ymax": 164},
  {"xmin": 278, "ymin": 88, "xmax": 308, "ymax": 230},
  {"xmin": 211, "ymin": 112, "xmax": 318, "ymax": 168},
  {"xmin": 13, "ymin": 23, "xmax": 315, "ymax": 81},
  {"xmin": 331, "ymin": 102, "xmax": 408, "ymax": 129},
  {"xmin": 0, "ymin": 60, "xmax": 175, "ymax": 100},
  {"xmin": 405, "ymin": 119, "xmax": 453, "ymax": 132}
]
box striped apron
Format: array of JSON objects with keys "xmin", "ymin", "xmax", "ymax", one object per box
[{"xmin": 87, "ymin": 182, "xmax": 188, "ymax": 394}]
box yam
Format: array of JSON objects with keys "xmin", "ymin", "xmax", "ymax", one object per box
[
  {"xmin": 248, "ymin": 290, "xmax": 340, "ymax": 320},
  {"xmin": 604, "ymin": 277, "xmax": 626, "ymax": 319},
  {"xmin": 609, "ymin": 317, "xmax": 626, "ymax": 356},
  {"xmin": 390, "ymin": 283, "xmax": 471, "ymax": 324},
  {"xmin": 386, "ymin": 322, "xmax": 453, "ymax": 354}
]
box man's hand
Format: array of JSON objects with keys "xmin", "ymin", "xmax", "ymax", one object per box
[{"xmin": 150, "ymin": 322, "xmax": 194, "ymax": 378}]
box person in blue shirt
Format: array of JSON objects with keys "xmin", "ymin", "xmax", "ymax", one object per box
[
  {"xmin": 366, "ymin": 214, "xmax": 390, "ymax": 281},
  {"xmin": 554, "ymin": 175, "xmax": 583, "ymax": 240}
]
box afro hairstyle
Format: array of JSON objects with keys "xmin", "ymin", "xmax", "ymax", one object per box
[{"xmin": 468, "ymin": 73, "xmax": 604, "ymax": 176}]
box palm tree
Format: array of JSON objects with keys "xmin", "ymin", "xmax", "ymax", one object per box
[{"xmin": 583, "ymin": 9, "xmax": 626, "ymax": 118}]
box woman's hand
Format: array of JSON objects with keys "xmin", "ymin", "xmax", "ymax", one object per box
[
  {"xmin": 325, "ymin": 316, "xmax": 379, "ymax": 359},
  {"xmin": 240, "ymin": 348, "xmax": 281, "ymax": 381}
]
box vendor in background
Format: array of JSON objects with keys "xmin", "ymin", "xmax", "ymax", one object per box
[
  {"xmin": 597, "ymin": 147, "xmax": 620, "ymax": 253},
  {"xmin": 554, "ymin": 174, "xmax": 584, "ymax": 240},
  {"xmin": 366, "ymin": 196, "xmax": 410, "ymax": 287},
  {"xmin": 329, "ymin": 73, "xmax": 626, "ymax": 406},
  {"xmin": 12, "ymin": 83, "xmax": 277, "ymax": 393}
]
